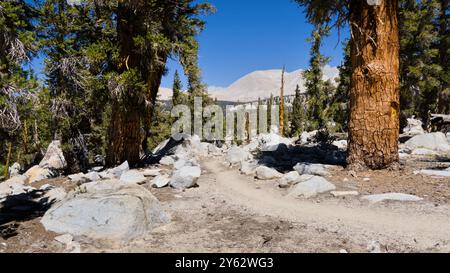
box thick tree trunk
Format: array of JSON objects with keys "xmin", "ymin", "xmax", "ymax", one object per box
[
  {"xmin": 347, "ymin": 0, "xmax": 400, "ymax": 170},
  {"xmin": 106, "ymin": 3, "xmax": 142, "ymax": 167},
  {"xmin": 141, "ymin": 59, "xmax": 167, "ymax": 153}
]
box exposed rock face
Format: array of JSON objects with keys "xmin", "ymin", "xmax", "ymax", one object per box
[
  {"xmin": 255, "ymin": 166, "xmax": 283, "ymax": 180},
  {"xmin": 39, "ymin": 140, "xmax": 67, "ymax": 170},
  {"xmin": 288, "ymin": 176, "xmax": 336, "ymax": 198},
  {"xmin": 170, "ymin": 166, "xmax": 202, "ymax": 190},
  {"xmin": 41, "ymin": 181, "xmax": 170, "ymax": 243},
  {"xmin": 361, "ymin": 193, "xmax": 423, "ymax": 204},
  {"xmin": 278, "ymin": 171, "xmax": 302, "ymax": 188},
  {"xmin": 105, "ymin": 161, "xmax": 130, "ymax": 178},
  {"xmin": 404, "ymin": 133, "xmax": 450, "ymax": 152}
]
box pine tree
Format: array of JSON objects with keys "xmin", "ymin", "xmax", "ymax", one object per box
[
  {"xmin": 172, "ymin": 70, "xmax": 183, "ymax": 106},
  {"xmin": 328, "ymin": 40, "xmax": 350, "ymax": 132},
  {"xmin": 399, "ymin": 0, "xmax": 442, "ymax": 120},
  {"xmin": 0, "ymin": 0, "xmax": 38, "ymax": 170},
  {"xmin": 302, "ymin": 23, "xmax": 331, "ymax": 131},
  {"xmin": 267, "ymin": 94, "xmax": 273, "ymax": 131},
  {"xmin": 291, "ymin": 84, "xmax": 305, "ymax": 136},
  {"xmin": 106, "ymin": 0, "xmax": 214, "ymax": 166},
  {"xmin": 295, "ymin": 0, "xmax": 401, "ymax": 170}
]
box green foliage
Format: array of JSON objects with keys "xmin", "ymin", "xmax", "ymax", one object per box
[
  {"xmin": 399, "ymin": 0, "xmax": 444, "ymax": 120},
  {"xmin": 302, "ymin": 23, "xmax": 335, "ymax": 131},
  {"xmin": 290, "ymin": 85, "xmax": 306, "ymax": 136}
]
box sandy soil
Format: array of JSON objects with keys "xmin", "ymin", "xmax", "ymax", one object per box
[{"xmin": 1, "ymin": 155, "xmax": 450, "ymax": 253}]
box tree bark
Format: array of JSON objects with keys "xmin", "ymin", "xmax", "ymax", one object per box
[
  {"xmin": 106, "ymin": 3, "xmax": 142, "ymax": 167},
  {"xmin": 347, "ymin": 0, "xmax": 400, "ymax": 170}
]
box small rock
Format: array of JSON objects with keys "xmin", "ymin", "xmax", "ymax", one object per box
[
  {"xmin": 363, "ymin": 178, "xmax": 371, "ymax": 182},
  {"xmin": 339, "ymin": 249, "xmax": 348, "ymax": 254},
  {"xmin": 288, "ymin": 176, "xmax": 336, "ymax": 198},
  {"xmin": 142, "ymin": 169, "xmax": 161, "ymax": 177},
  {"xmin": 256, "ymin": 166, "xmax": 283, "ymax": 180},
  {"xmin": 152, "ymin": 175, "xmax": 170, "ymax": 188},
  {"xmin": 68, "ymin": 173, "xmax": 88, "ymax": 183},
  {"xmin": 170, "ymin": 166, "xmax": 202, "ymax": 190},
  {"xmin": 278, "ymin": 171, "xmax": 302, "ymax": 188},
  {"xmin": 367, "ymin": 240, "xmax": 382, "ymax": 253},
  {"xmin": 330, "ymin": 191, "xmax": 359, "ymax": 197},
  {"xmin": 8, "ymin": 162, "xmax": 21, "ymax": 177},
  {"xmin": 294, "ymin": 163, "xmax": 330, "ymax": 177},
  {"xmin": 120, "ymin": 170, "xmax": 147, "ymax": 185},
  {"xmin": 24, "ymin": 166, "xmax": 53, "ymax": 183},
  {"xmin": 226, "ymin": 146, "xmax": 252, "ymax": 165},
  {"xmin": 107, "ymin": 161, "xmax": 129, "ymax": 178},
  {"xmin": 160, "ymin": 156, "xmax": 175, "ymax": 166},
  {"xmin": 415, "ymin": 170, "xmax": 450, "ymax": 177},
  {"xmin": 240, "ymin": 161, "xmax": 258, "ymax": 176},
  {"xmin": 362, "ymin": 193, "xmax": 423, "ymax": 204}
]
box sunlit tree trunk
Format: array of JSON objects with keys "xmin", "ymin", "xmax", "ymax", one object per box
[
  {"xmin": 279, "ymin": 66, "xmax": 285, "ymax": 136},
  {"xmin": 347, "ymin": 0, "xmax": 400, "ymax": 170}
]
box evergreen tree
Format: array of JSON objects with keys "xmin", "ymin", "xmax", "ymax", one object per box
[
  {"xmin": 267, "ymin": 94, "xmax": 273, "ymax": 131},
  {"xmin": 399, "ymin": 0, "xmax": 442, "ymax": 120},
  {"xmin": 0, "ymin": 0, "xmax": 38, "ymax": 171},
  {"xmin": 295, "ymin": 0, "xmax": 401, "ymax": 170},
  {"xmin": 302, "ymin": 23, "xmax": 331, "ymax": 131},
  {"xmin": 172, "ymin": 70, "xmax": 183, "ymax": 106},
  {"xmin": 291, "ymin": 84, "xmax": 305, "ymax": 136},
  {"xmin": 328, "ymin": 40, "xmax": 350, "ymax": 132}
]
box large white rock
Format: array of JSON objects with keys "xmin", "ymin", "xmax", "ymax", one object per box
[
  {"xmin": 362, "ymin": 193, "xmax": 423, "ymax": 204},
  {"xmin": 39, "ymin": 140, "xmax": 67, "ymax": 170},
  {"xmin": 405, "ymin": 133, "xmax": 450, "ymax": 152},
  {"xmin": 170, "ymin": 166, "xmax": 202, "ymax": 190},
  {"xmin": 256, "ymin": 166, "xmax": 283, "ymax": 180},
  {"xmin": 120, "ymin": 170, "xmax": 147, "ymax": 185},
  {"xmin": 294, "ymin": 163, "xmax": 331, "ymax": 177},
  {"xmin": 226, "ymin": 146, "xmax": 252, "ymax": 165},
  {"xmin": 68, "ymin": 173, "xmax": 88, "ymax": 183},
  {"xmin": 415, "ymin": 170, "xmax": 450, "ymax": 177},
  {"xmin": 41, "ymin": 181, "xmax": 170, "ymax": 243},
  {"xmin": 288, "ymin": 176, "xmax": 336, "ymax": 198},
  {"xmin": 25, "ymin": 165, "xmax": 53, "ymax": 183},
  {"xmin": 403, "ymin": 117, "xmax": 425, "ymax": 135}
]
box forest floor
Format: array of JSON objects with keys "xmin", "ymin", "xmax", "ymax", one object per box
[{"xmin": 1, "ymin": 155, "xmax": 450, "ymax": 253}]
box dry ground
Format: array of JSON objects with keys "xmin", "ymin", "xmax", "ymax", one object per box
[{"xmin": 1, "ymin": 155, "xmax": 450, "ymax": 253}]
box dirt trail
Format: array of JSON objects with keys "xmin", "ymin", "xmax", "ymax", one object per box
[{"xmin": 200, "ymin": 159, "xmax": 450, "ymax": 251}]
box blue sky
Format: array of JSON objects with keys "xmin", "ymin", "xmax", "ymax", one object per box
[{"xmin": 30, "ymin": 0, "xmax": 349, "ymax": 89}]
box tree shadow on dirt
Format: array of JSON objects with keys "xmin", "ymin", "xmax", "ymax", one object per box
[
  {"xmin": 0, "ymin": 189, "xmax": 55, "ymax": 239},
  {"xmin": 254, "ymin": 143, "xmax": 347, "ymax": 173}
]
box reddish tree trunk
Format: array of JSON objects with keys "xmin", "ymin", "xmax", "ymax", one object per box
[{"xmin": 347, "ymin": 0, "xmax": 400, "ymax": 170}]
